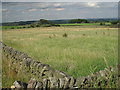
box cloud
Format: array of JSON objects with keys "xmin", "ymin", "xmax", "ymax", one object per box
[
  {"xmin": 28, "ymin": 8, "xmax": 38, "ymax": 12},
  {"xmin": 2, "ymin": 0, "xmax": 119, "ymax": 2},
  {"xmin": 2, "ymin": 9, "xmax": 9, "ymax": 12},
  {"xmin": 53, "ymin": 3, "xmax": 61, "ymax": 7},
  {"xmin": 40, "ymin": 8, "xmax": 49, "ymax": 11},
  {"xmin": 2, "ymin": 2, "xmax": 117, "ymax": 23},
  {"xmin": 25, "ymin": 3, "xmax": 66, "ymax": 12},
  {"xmin": 86, "ymin": 2, "xmax": 100, "ymax": 8},
  {"xmin": 55, "ymin": 8, "xmax": 64, "ymax": 11}
]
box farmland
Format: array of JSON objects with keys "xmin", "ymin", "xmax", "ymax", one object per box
[
  {"xmin": 60, "ymin": 22, "xmax": 111, "ymax": 26},
  {"xmin": 3, "ymin": 26, "xmax": 118, "ymax": 78},
  {"xmin": 2, "ymin": 25, "xmax": 28, "ymax": 30},
  {"xmin": 2, "ymin": 2, "xmax": 119, "ymax": 88},
  {"xmin": 1, "ymin": 22, "xmax": 112, "ymax": 30}
]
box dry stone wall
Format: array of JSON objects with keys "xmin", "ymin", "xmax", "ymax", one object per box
[{"xmin": 1, "ymin": 42, "xmax": 119, "ymax": 89}]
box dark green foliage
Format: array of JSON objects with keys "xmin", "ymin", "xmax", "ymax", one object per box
[
  {"xmin": 54, "ymin": 24, "xmax": 60, "ymax": 27},
  {"xmin": 23, "ymin": 26, "xmax": 26, "ymax": 28},
  {"xmin": 63, "ymin": 33, "xmax": 68, "ymax": 37},
  {"xmin": 36, "ymin": 24, "xmax": 40, "ymax": 27},
  {"xmin": 29, "ymin": 19, "xmax": 61, "ymax": 28},
  {"xmin": 83, "ymin": 34, "xmax": 86, "ymax": 36},
  {"xmin": 100, "ymin": 22, "xmax": 105, "ymax": 25},
  {"xmin": 30, "ymin": 24, "xmax": 36, "ymax": 28},
  {"xmin": 51, "ymin": 24, "xmax": 60, "ymax": 27},
  {"xmin": 111, "ymin": 21, "xmax": 119, "ymax": 25},
  {"xmin": 39, "ymin": 19, "xmax": 50, "ymax": 25},
  {"xmin": 69, "ymin": 19, "xmax": 89, "ymax": 23},
  {"xmin": 110, "ymin": 21, "xmax": 119, "ymax": 28},
  {"xmin": 41, "ymin": 24, "xmax": 51, "ymax": 27},
  {"xmin": 10, "ymin": 27, "xmax": 15, "ymax": 29}
]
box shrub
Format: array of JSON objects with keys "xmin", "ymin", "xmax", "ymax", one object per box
[
  {"xmin": 23, "ymin": 26, "xmax": 26, "ymax": 28},
  {"xmin": 100, "ymin": 22, "xmax": 105, "ymax": 25},
  {"xmin": 10, "ymin": 27, "xmax": 15, "ymax": 29},
  {"xmin": 52, "ymin": 24, "xmax": 60, "ymax": 27},
  {"xmin": 41, "ymin": 24, "xmax": 51, "ymax": 27},
  {"xmin": 49, "ymin": 36, "xmax": 52, "ymax": 38},
  {"xmin": 63, "ymin": 33, "xmax": 68, "ymax": 37},
  {"xmin": 30, "ymin": 24, "xmax": 36, "ymax": 28},
  {"xmin": 36, "ymin": 24, "xmax": 40, "ymax": 27},
  {"xmin": 111, "ymin": 21, "xmax": 118, "ymax": 25},
  {"xmin": 83, "ymin": 34, "xmax": 86, "ymax": 36}
]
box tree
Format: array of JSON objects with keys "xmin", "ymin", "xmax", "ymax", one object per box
[
  {"xmin": 100, "ymin": 22, "xmax": 105, "ymax": 25},
  {"xmin": 111, "ymin": 21, "xmax": 118, "ymax": 25},
  {"xmin": 30, "ymin": 24, "xmax": 36, "ymax": 28},
  {"xmin": 69, "ymin": 19, "xmax": 88, "ymax": 23},
  {"xmin": 38, "ymin": 19, "xmax": 50, "ymax": 25}
]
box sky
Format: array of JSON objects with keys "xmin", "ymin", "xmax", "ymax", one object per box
[{"xmin": 2, "ymin": 2, "xmax": 118, "ymax": 23}]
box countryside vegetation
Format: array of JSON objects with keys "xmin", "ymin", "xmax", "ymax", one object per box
[{"xmin": 2, "ymin": 18, "xmax": 118, "ymax": 88}]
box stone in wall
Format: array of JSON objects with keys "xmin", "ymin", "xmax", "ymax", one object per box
[{"xmin": 12, "ymin": 81, "xmax": 28, "ymax": 89}]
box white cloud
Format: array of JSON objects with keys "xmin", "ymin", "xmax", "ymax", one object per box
[
  {"xmin": 2, "ymin": 9, "xmax": 8, "ymax": 12},
  {"xmin": 35, "ymin": 3, "xmax": 51, "ymax": 8},
  {"xmin": 55, "ymin": 8, "xmax": 64, "ymax": 11},
  {"xmin": 2, "ymin": 0, "xmax": 119, "ymax": 2},
  {"xmin": 28, "ymin": 8, "xmax": 38, "ymax": 12},
  {"xmin": 2, "ymin": 2, "xmax": 117, "ymax": 23},
  {"xmin": 86, "ymin": 2, "xmax": 100, "ymax": 8},
  {"xmin": 53, "ymin": 3, "xmax": 61, "ymax": 7}
]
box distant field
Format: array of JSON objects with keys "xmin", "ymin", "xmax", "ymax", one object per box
[
  {"xmin": 1, "ymin": 22, "xmax": 112, "ymax": 30},
  {"xmin": 3, "ymin": 26, "xmax": 118, "ymax": 77},
  {"xmin": 60, "ymin": 22, "xmax": 111, "ymax": 26},
  {"xmin": 2, "ymin": 25, "xmax": 28, "ymax": 30}
]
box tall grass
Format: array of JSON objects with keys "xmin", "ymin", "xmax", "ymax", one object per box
[
  {"xmin": 2, "ymin": 55, "xmax": 31, "ymax": 88},
  {"xmin": 3, "ymin": 27, "xmax": 118, "ymax": 77}
]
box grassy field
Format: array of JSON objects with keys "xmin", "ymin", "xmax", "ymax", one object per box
[
  {"xmin": 2, "ymin": 25, "xmax": 28, "ymax": 30},
  {"xmin": 1, "ymin": 22, "xmax": 111, "ymax": 30},
  {"xmin": 60, "ymin": 22, "xmax": 111, "ymax": 26},
  {"xmin": 3, "ymin": 26, "xmax": 118, "ymax": 78}
]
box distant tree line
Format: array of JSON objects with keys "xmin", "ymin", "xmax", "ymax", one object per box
[
  {"xmin": 30, "ymin": 19, "xmax": 60, "ymax": 28},
  {"xmin": 2, "ymin": 18, "xmax": 119, "ymax": 29},
  {"xmin": 2, "ymin": 21, "xmax": 36, "ymax": 26},
  {"xmin": 111, "ymin": 21, "xmax": 119, "ymax": 25},
  {"xmin": 69, "ymin": 19, "xmax": 89, "ymax": 23}
]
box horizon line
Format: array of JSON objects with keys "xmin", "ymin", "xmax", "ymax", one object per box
[{"xmin": 2, "ymin": 17, "xmax": 118, "ymax": 23}]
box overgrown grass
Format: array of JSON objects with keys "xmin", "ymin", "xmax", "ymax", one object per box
[
  {"xmin": 2, "ymin": 27, "xmax": 118, "ymax": 78},
  {"xmin": 2, "ymin": 55, "xmax": 31, "ymax": 88}
]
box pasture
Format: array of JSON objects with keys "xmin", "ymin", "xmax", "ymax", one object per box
[
  {"xmin": 60, "ymin": 22, "xmax": 111, "ymax": 26},
  {"xmin": 3, "ymin": 26, "xmax": 118, "ymax": 77},
  {"xmin": 60, "ymin": 23, "xmax": 100, "ymax": 26}
]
